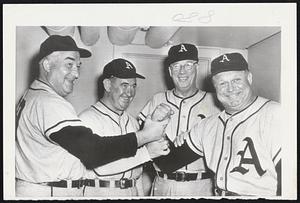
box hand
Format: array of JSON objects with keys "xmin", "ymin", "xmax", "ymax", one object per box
[
  {"xmin": 151, "ymin": 103, "xmax": 174, "ymax": 121},
  {"xmin": 146, "ymin": 138, "xmax": 170, "ymax": 158},
  {"xmin": 174, "ymin": 131, "xmax": 189, "ymax": 147},
  {"xmin": 136, "ymin": 116, "xmax": 169, "ymax": 147}
]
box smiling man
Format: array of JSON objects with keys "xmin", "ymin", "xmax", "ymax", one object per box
[
  {"xmin": 79, "ymin": 58, "xmax": 171, "ymax": 197},
  {"xmin": 173, "ymin": 53, "xmax": 282, "ymax": 196},
  {"xmin": 138, "ymin": 43, "xmax": 221, "ymax": 196}
]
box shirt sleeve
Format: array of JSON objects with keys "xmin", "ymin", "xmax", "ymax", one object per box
[
  {"xmin": 35, "ymin": 96, "xmax": 82, "ymax": 138},
  {"xmin": 49, "ymin": 126, "xmax": 138, "ymax": 169},
  {"xmin": 266, "ymin": 102, "xmax": 282, "ymax": 166},
  {"xmin": 153, "ymin": 138, "xmax": 201, "ymax": 173},
  {"xmin": 138, "ymin": 96, "xmax": 157, "ymax": 123},
  {"xmin": 92, "ymin": 146, "xmax": 151, "ymax": 175},
  {"xmin": 186, "ymin": 121, "xmax": 205, "ymax": 156}
]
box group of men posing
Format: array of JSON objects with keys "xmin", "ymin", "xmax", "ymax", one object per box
[{"xmin": 15, "ymin": 35, "xmax": 281, "ymax": 198}]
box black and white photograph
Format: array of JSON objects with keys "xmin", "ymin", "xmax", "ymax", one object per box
[{"xmin": 3, "ymin": 3, "xmax": 297, "ymax": 200}]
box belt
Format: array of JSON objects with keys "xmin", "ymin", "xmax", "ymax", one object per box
[
  {"xmin": 84, "ymin": 178, "xmax": 136, "ymax": 189},
  {"xmin": 215, "ymin": 187, "xmax": 240, "ymax": 196},
  {"xmin": 42, "ymin": 179, "xmax": 85, "ymax": 188},
  {"xmin": 157, "ymin": 171, "xmax": 212, "ymax": 182}
]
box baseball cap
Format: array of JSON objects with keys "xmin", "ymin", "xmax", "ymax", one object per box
[
  {"xmin": 166, "ymin": 43, "xmax": 199, "ymax": 67},
  {"xmin": 38, "ymin": 35, "xmax": 91, "ymax": 60},
  {"xmin": 211, "ymin": 52, "xmax": 248, "ymax": 76},
  {"xmin": 103, "ymin": 58, "xmax": 145, "ymax": 79}
]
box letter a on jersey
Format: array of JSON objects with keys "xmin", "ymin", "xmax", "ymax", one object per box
[
  {"xmin": 230, "ymin": 137, "xmax": 266, "ymax": 176},
  {"xmin": 219, "ymin": 54, "xmax": 230, "ymax": 63},
  {"xmin": 178, "ymin": 44, "xmax": 187, "ymax": 52}
]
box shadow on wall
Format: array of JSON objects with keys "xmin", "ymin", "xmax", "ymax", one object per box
[
  {"xmin": 97, "ymin": 74, "xmax": 106, "ymax": 100},
  {"xmin": 28, "ymin": 53, "xmax": 40, "ymax": 88},
  {"xmin": 202, "ymin": 75, "xmax": 215, "ymax": 93},
  {"xmin": 163, "ymin": 58, "xmax": 174, "ymax": 90}
]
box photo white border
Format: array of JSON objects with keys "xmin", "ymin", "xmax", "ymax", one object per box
[{"xmin": 3, "ymin": 3, "xmax": 297, "ymax": 200}]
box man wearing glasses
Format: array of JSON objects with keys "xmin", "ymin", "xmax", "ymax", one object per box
[{"xmin": 138, "ymin": 43, "xmax": 221, "ymax": 196}]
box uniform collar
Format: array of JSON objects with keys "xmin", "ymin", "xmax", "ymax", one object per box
[
  {"xmin": 219, "ymin": 96, "xmax": 267, "ymax": 121},
  {"xmin": 172, "ymin": 89, "xmax": 202, "ymax": 100},
  {"xmin": 95, "ymin": 100, "xmax": 125, "ymax": 118},
  {"xmin": 32, "ymin": 79, "xmax": 59, "ymax": 96}
]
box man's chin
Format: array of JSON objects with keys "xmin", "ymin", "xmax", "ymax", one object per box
[{"xmin": 119, "ymin": 104, "xmax": 130, "ymax": 111}]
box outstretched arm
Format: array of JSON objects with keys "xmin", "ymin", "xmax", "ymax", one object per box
[
  {"xmin": 153, "ymin": 137, "xmax": 201, "ymax": 173},
  {"xmin": 50, "ymin": 118, "xmax": 169, "ymax": 170},
  {"xmin": 50, "ymin": 126, "xmax": 137, "ymax": 169},
  {"xmin": 91, "ymin": 146, "xmax": 151, "ymax": 175}
]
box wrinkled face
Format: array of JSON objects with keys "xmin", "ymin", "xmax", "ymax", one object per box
[
  {"xmin": 212, "ymin": 70, "xmax": 253, "ymax": 113},
  {"xmin": 45, "ymin": 51, "xmax": 81, "ymax": 97},
  {"xmin": 107, "ymin": 77, "xmax": 137, "ymax": 112},
  {"xmin": 169, "ymin": 60, "xmax": 197, "ymax": 92}
]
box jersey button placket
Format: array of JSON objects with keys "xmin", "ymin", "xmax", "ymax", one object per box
[
  {"xmin": 179, "ymin": 100, "xmax": 188, "ymax": 132},
  {"xmin": 223, "ymin": 117, "xmax": 235, "ymax": 191},
  {"xmin": 219, "ymin": 120, "xmax": 232, "ymax": 190}
]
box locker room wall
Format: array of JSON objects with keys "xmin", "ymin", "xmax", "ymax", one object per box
[
  {"xmin": 16, "ymin": 26, "xmax": 248, "ymax": 117},
  {"xmin": 248, "ymin": 32, "xmax": 281, "ymax": 102}
]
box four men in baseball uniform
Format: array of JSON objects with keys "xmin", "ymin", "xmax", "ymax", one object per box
[{"xmin": 15, "ymin": 35, "xmax": 281, "ymax": 198}]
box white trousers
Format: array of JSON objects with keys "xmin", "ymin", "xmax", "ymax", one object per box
[
  {"xmin": 15, "ymin": 179, "xmax": 83, "ymax": 197},
  {"xmin": 151, "ymin": 176, "xmax": 214, "ymax": 196}
]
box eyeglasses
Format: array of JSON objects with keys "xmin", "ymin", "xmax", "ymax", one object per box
[{"xmin": 170, "ymin": 62, "xmax": 197, "ymax": 73}]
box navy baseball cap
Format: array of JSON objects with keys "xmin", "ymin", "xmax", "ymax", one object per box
[
  {"xmin": 38, "ymin": 35, "xmax": 91, "ymax": 60},
  {"xmin": 211, "ymin": 53, "xmax": 248, "ymax": 76},
  {"xmin": 103, "ymin": 58, "xmax": 145, "ymax": 79},
  {"xmin": 166, "ymin": 43, "xmax": 199, "ymax": 67}
]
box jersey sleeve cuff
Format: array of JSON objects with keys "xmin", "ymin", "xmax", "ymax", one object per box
[{"xmin": 186, "ymin": 132, "xmax": 204, "ymax": 156}]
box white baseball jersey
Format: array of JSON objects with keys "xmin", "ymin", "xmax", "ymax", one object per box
[
  {"xmin": 187, "ymin": 96, "xmax": 281, "ymax": 196},
  {"xmin": 139, "ymin": 89, "xmax": 220, "ymax": 172},
  {"xmin": 79, "ymin": 101, "xmax": 151, "ymax": 180},
  {"xmin": 16, "ymin": 79, "xmax": 86, "ymax": 183}
]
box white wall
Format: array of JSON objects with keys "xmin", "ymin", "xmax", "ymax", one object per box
[{"xmin": 248, "ymin": 32, "xmax": 281, "ymax": 102}]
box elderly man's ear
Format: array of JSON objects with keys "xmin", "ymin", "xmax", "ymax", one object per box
[
  {"xmin": 103, "ymin": 78, "xmax": 112, "ymax": 92},
  {"xmin": 247, "ymin": 72, "xmax": 253, "ymax": 84},
  {"xmin": 42, "ymin": 59, "xmax": 51, "ymax": 73}
]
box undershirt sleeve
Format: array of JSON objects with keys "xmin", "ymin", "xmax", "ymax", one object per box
[
  {"xmin": 153, "ymin": 138, "xmax": 201, "ymax": 173},
  {"xmin": 49, "ymin": 125, "xmax": 137, "ymax": 169}
]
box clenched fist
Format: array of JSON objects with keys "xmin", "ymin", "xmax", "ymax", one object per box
[
  {"xmin": 136, "ymin": 117, "xmax": 169, "ymax": 146},
  {"xmin": 151, "ymin": 103, "xmax": 174, "ymax": 121},
  {"xmin": 146, "ymin": 138, "xmax": 170, "ymax": 158}
]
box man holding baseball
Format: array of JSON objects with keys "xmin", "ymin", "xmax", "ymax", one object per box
[{"xmin": 138, "ymin": 43, "xmax": 221, "ymax": 196}]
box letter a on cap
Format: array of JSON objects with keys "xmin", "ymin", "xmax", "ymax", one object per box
[
  {"xmin": 178, "ymin": 44, "xmax": 187, "ymax": 52},
  {"xmin": 125, "ymin": 62, "xmax": 133, "ymax": 69},
  {"xmin": 219, "ymin": 54, "xmax": 230, "ymax": 63}
]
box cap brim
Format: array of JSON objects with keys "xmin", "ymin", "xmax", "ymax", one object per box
[
  {"xmin": 115, "ymin": 73, "xmax": 146, "ymax": 79},
  {"xmin": 167, "ymin": 57, "xmax": 198, "ymax": 67},
  {"xmin": 135, "ymin": 73, "xmax": 145, "ymax": 79},
  {"xmin": 78, "ymin": 48, "xmax": 92, "ymax": 58}
]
